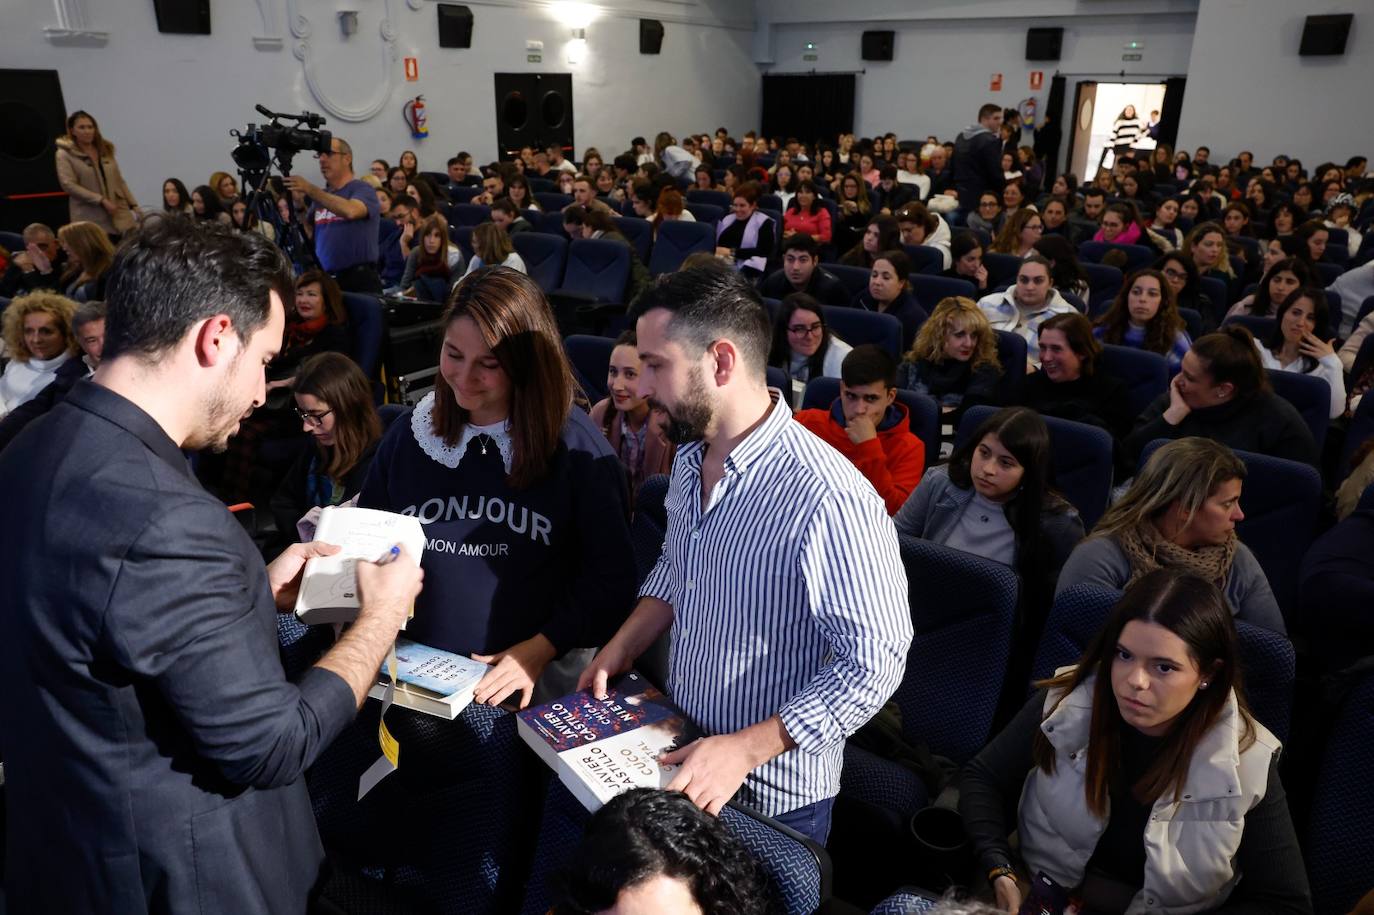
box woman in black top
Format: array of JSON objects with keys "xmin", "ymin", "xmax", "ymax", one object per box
[
  {"xmin": 839, "ymin": 214, "xmax": 900, "ymax": 269},
  {"xmin": 714, "ymin": 181, "xmax": 776, "ymax": 278},
  {"xmin": 959, "ymin": 569, "xmax": 1311, "ymax": 914},
  {"xmin": 1155, "ymin": 252, "xmax": 1218, "ymax": 331},
  {"xmin": 1023, "ymin": 312, "xmax": 1133, "ymax": 442},
  {"xmin": 897, "ymin": 295, "xmax": 1002, "ymax": 411},
  {"xmin": 944, "ymin": 231, "xmax": 990, "ymax": 293}
]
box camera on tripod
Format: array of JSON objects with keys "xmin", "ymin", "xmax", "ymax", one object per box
[{"xmin": 231, "ymin": 104, "xmax": 332, "ymax": 178}]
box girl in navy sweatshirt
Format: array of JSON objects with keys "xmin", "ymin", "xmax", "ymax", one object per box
[{"xmin": 359, "ymin": 266, "xmax": 637, "ymax": 708}]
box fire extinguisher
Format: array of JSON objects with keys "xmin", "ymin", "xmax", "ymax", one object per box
[{"xmin": 403, "ymin": 95, "xmax": 428, "ymax": 139}]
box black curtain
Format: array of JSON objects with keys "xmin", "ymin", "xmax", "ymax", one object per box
[
  {"xmin": 1035, "ymin": 74, "xmax": 1067, "ymax": 181},
  {"xmin": 1157, "ymin": 77, "xmax": 1187, "ymax": 151},
  {"xmin": 761, "ymin": 74, "xmax": 855, "ymax": 145}
]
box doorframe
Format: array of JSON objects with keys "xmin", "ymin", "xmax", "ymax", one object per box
[{"xmin": 1052, "ymin": 73, "xmax": 1184, "ymax": 181}]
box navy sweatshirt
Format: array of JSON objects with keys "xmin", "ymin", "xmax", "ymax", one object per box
[{"xmin": 358, "ymin": 395, "xmax": 637, "ymax": 657}]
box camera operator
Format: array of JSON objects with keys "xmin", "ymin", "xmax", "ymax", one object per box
[{"xmin": 284, "ymin": 136, "xmax": 383, "ymax": 293}]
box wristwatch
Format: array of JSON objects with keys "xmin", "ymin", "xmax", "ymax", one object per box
[{"xmin": 988, "ymin": 864, "xmax": 1017, "ymax": 884}]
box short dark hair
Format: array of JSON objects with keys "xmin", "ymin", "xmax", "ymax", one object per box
[
  {"xmin": 841, "ymin": 344, "xmax": 896, "ymax": 388},
  {"xmin": 1083, "ymin": 187, "xmax": 1107, "ymax": 201},
  {"xmin": 978, "ymin": 103, "xmax": 1002, "ymax": 120},
  {"xmin": 781, "ymin": 233, "xmax": 819, "ymax": 257},
  {"xmin": 491, "ymin": 198, "xmax": 519, "ymax": 218},
  {"xmin": 389, "ymin": 194, "xmax": 419, "ymax": 212},
  {"xmin": 447, "ymin": 156, "xmax": 464, "ymax": 168},
  {"xmin": 630, "ymin": 266, "xmax": 770, "ymax": 381},
  {"xmin": 102, "ymin": 213, "xmax": 291, "ymax": 362},
  {"xmin": 72, "ymin": 299, "xmax": 107, "ymax": 332}
]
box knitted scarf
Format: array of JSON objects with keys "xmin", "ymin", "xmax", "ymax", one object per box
[
  {"xmin": 1117, "ymin": 523, "xmax": 1238, "ymax": 589},
  {"xmin": 285, "ymin": 314, "xmax": 329, "ymax": 350}
]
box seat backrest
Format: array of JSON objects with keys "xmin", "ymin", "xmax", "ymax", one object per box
[
  {"xmin": 1230, "ymin": 448, "xmax": 1323, "ymax": 620},
  {"xmin": 562, "ymin": 239, "xmax": 630, "ymax": 303},
  {"xmin": 448, "ymin": 202, "xmax": 491, "ymax": 227},
  {"xmin": 895, "ymin": 534, "xmax": 1019, "ymax": 762},
  {"xmin": 1222, "ymin": 313, "xmax": 1276, "ymax": 340},
  {"xmin": 822, "ymin": 263, "xmax": 873, "ymax": 298},
  {"xmin": 1098, "ymin": 344, "xmax": 1169, "ymax": 418},
  {"xmin": 720, "ymin": 802, "xmax": 831, "ymax": 915},
  {"xmin": 612, "ymin": 216, "xmax": 652, "ymax": 263},
  {"xmin": 1031, "ymin": 583, "xmax": 1123, "ymax": 683},
  {"xmin": 1178, "ymin": 307, "xmax": 1204, "ymax": 341},
  {"xmin": 686, "ymin": 189, "xmax": 732, "ymax": 210},
  {"xmin": 800, "ymin": 378, "xmax": 941, "ymax": 468},
  {"xmin": 631, "ymin": 474, "xmax": 671, "ymax": 587},
  {"xmin": 1233, "ymin": 620, "xmax": 1295, "ymax": 742},
  {"xmin": 1315, "ymin": 261, "xmax": 1344, "ymax": 287},
  {"xmin": 765, "ymin": 364, "xmax": 790, "ymax": 394},
  {"xmin": 1265, "ymin": 368, "xmax": 1331, "ymax": 451},
  {"xmin": 648, "ymin": 220, "xmax": 716, "ymax": 276},
  {"xmin": 821, "ymin": 305, "xmax": 902, "ymax": 357},
  {"xmin": 562, "ymin": 334, "xmax": 615, "ymax": 402},
  {"xmin": 511, "ymin": 231, "xmax": 569, "ymax": 293},
  {"xmin": 1197, "ymin": 275, "xmax": 1230, "ymax": 313},
  {"xmin": 535, "ymin": 211, "xmax": 570, "ymax": 238},
  {"xmin": 340, "ymin": 292, "xmax": 385, "ymax": 377},
  {"xmin": 533, "ymin": 192, "xmax": 573, "ymax": 213},
  {"xmin": 870, "ymin": 890, "xmax": 940, "ymax": 915},
  {"xmin": 994, "ymin": 330, "xmax": 1028, "ymax": 403},
  {"xmin": 0, "ymin": 230, "xmax": 24, "ymax": 252},
  {"xmin": 982, "ymin": 252, "xmax": 1022, "ymax": 288},
  {"xmin": 1307, "ymin": 672, "xmax": 1374, "ymax": 915},
  {"xmin": 1082, "ymin": 262, "xmax": 1125, "ymax": 315},
  {"xmin": 527, "ymin": 176, "xmax": 557, "ymax": 193},
  {"xmin": 903, "ymin": 244, "xmax": 945, "ymax": 275},
  {"xmin": 684, "ymin": 202, "xmax": 723, "ymax": 225},
  {"xmin": 908, "ymin": 274, "xmax": 977, "ymax": 313},
  {"xmin": 957, "ymin": 406, "xmax": 1114, "ymax": 528},
  {"xmin": 448, "ymin": 185, "xmax": 480, "ymax": 204},
  {"xmin": 1078, "ymin": 241, "xmax": 1156, "ymax": 272}
]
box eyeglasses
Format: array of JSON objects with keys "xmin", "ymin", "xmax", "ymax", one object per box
[
  {"xmin": 294, "ymin": 408, "xmax": 334, "ymax": 428},
  {"xmin": 1162, "ymin": 267, "xmax": 1187, "ymax": 280},
  {"xmin": 788, "ymin": 322, "xmax": 823, "ymax": 336}
]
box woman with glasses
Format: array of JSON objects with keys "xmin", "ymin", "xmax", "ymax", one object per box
[
  {"xmin": 768, "ymin": 293, "xmax": 852, "ymax": 408},
  {"xmin": 270, "ymin": 352, "xmax": 382, "ymax": 553},
  {"xmin": 991, "ymin": 209, "xmax": 1044, "ymax": 258},
  {"xmin": 1154, "ymin": 252, "xmax": 1218, "ymax": 331}
]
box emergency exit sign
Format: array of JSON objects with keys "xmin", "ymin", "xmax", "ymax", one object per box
[{"xmin": 1122, "ymin": 53, "xmax": 1143, "ymax": 61}]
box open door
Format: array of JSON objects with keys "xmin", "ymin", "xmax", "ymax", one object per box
[{"xmin": 1066, "ymin": 81, "xmax": 1097, "ymax": 183}]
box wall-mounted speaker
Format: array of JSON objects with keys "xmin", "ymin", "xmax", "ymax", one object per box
[
  {"xmin": 639, "ymin": 19, "xmax": 664, "ymax": 54},
  {"xmin": 1299, "ymin": 14, "xmax": 1353, "ymax": 56},
  {"xmin": 861, "ymin": 30, "xmax": 894, "ymax": 61},
  {"xmin": 152, "ymin": 0, "xmax": 210, "ymax": 34},
  {"xmin": 1026, "ymin": 27, "xmax": 1063, "ymax": 61},
  {"xmin": 437, "ymin": 4, "xmax": 473, "ymax": 49}
]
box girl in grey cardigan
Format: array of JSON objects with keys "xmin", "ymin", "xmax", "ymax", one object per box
[{"xmin": 1056, "ymin": 436, "xmax": 1285, "ymax": 634}]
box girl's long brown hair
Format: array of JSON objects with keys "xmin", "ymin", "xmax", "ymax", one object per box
[
  {"xmin": 1031, "ymin": 568, "xmax": 1256, "ymax": 816},
  {"xmin": 1095, "ymin": 267, "xmax": 1185, "ymax": 355},
  {"xmin": 431, "ymin": 266, "xmax": 574, "ymax": 489},
  {"xmin": 292, "ymin": 352, "xmax": 382, "ymax": 481}
]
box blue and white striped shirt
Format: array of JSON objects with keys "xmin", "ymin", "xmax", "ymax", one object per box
[{"xmin": 641, "ymin": 392, "xmax": 912, "ymax": 817}]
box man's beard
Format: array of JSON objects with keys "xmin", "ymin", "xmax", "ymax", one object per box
[
  {"xmin": 650, "ymin": 365, "xmax": 713, "ymax": 445},
  {"xmin": 188, "ymin": 356, "xmax": 251, "ymax": 453}
]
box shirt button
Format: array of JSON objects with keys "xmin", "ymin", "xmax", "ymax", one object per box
[
  {"xmin": 691, "ymin": 530, "xmax": 701, "ymax": 541},
  {"xmin": 685, "ymin": 580, "xmax": 695, "ymax": 590}
]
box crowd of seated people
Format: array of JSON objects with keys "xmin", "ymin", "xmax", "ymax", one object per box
[{"xmin": 5, "ymin": 107, "xmax": 1374, "ymax": 915}]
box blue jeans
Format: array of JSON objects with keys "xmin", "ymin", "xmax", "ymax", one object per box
[{"xmin": 772, "ymin": 796, "xmax": 835, "ymax": 845}]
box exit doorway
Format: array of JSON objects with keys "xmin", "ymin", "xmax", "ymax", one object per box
[{"xmin": 1066, "ymin": 81, "xmax": 1176, "ymax": 182}]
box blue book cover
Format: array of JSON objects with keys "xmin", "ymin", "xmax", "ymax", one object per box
[{"xmin": 379, "ymin": 638, "xmax": 489, "ymax": 696}]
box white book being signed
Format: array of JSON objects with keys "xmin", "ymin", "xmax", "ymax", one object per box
[{"xmin": 293, "ymin": 506, "xmax": 426, "ymax": 625}]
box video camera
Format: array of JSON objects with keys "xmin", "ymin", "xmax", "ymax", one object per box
[{"xmin": 231, "ymin": 104, "xmax": 332, "ymax": 178}]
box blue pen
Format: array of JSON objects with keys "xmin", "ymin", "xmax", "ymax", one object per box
[{"xmin": 376, "ymin": 544, "xmax": 402, "ymax": 565}]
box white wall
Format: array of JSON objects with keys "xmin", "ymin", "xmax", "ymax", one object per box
[
  {"xmin": 1176, "ymin": 0, "xmax": 1374, "ymax": 167},
  {"xmin": 764, "ymin": 14, "xmax": 1195, "ymax": 143},
  {"xmin": 0, "ymin": 0, "xmax": 760, "ymax": 206}
]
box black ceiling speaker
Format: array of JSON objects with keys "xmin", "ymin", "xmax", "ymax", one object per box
[
  {"xmin": 861, "ymin": 30, "xmax": 894, "ymax": 61},
  {"xmin": 437, "ymin": 4, "xmax": 473, "ymax": 49},
  {"xmin": 640, "ymin": 19, "xmax": 664, "ymax": 54},
  {"xmin": 1026, "ymin": 27, "xmax": 1063, "ymax": 61},
  {"xmin": 1299, "ymin": 14, "xmax": 1353, "ymax": 56},
  {"xmin": 152, "ymin": 0, "xmax": 210, "ymax": 34}
]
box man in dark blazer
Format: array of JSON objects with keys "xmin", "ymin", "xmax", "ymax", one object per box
[{"xmin": 0, "ymin": 215, "xmax": 424, "ymax": 913}]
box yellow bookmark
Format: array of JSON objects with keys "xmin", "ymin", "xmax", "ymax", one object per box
[{"xmin": 358, "ymin": 643, "xmax": 401, "ymax": 799}]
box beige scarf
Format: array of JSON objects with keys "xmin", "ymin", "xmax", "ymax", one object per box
[{"xmin": 1117, "ymin": 522, "xmax": 1237, "ymax": 589}]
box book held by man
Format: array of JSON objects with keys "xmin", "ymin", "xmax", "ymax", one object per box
[
  {"xmin": 516, "ymin": 672, "xmax": 700, "ymax": 812},
  {"xmin": 294, "ymin": 506, "xmax": 426, "ymax": 625},
  {"xmin": 366, "ymin": 638, "xmax": 490, "ymax": 720}
]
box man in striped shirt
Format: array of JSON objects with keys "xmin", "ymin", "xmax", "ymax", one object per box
[{"xmin": 579, "ymin": 266, "xmax": 913, "ymax": 843}]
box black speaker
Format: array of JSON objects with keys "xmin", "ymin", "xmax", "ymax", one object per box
[
  {"xmin": 639, "ymin": 19, "xmax": 664, "ymax": 54},
  {"xmin": 861, "ymin": 30, "xmax": 894, "ymax": 61},
  {"xmin": 437, "ymin": 3, "xmax": 473, "ymax": 49},
  {"xmin": 1026, "ymin": 27, "xmax": 1063, "ymax": 61},
  {"xmin": 152, "ymin": 0, "xmax": 210, "ymax": 35},
  {"xmin": 1299, "ymin": 14, "xmax": 1353, "ymax": 56}
]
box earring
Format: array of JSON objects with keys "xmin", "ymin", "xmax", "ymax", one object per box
[{"xmin": 1199, "ymin": 681, "xmax": 1209, "ymax": 689}]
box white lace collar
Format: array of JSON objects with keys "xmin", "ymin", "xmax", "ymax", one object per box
[{"xmin": 410, "ymin": 392, "xmax": 514, "ymax": 472}]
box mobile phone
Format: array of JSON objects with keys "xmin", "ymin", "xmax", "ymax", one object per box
[{"xmin": 1019, "ymin": 871, "xmax": 1071, "ymax": 915}]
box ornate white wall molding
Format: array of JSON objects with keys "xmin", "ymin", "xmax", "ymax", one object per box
[
  {"xmin": 286, "ymin": 0, "xmax": 415, "ymax": 122},
  {"xmin": 252, "ymin": 0, "xmax": 284, "ymax": 50},
  {"xmin": 44, "ymin": 0, "xmax": 109, "ymax": 46}
]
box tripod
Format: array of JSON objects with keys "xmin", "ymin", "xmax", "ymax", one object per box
[{"xmin": 239, "ymin": 160, "xmax": 315, "ymax": 274}]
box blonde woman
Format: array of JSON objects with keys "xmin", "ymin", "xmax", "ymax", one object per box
[
  {"xmin": 1057, "ymin": 436, "xmax": 1285, "ymax": 634},
  {"xmin": 0, "ymin": 292, "xmax": 78, "ymax": 416},
  {"xmin": 896, "ymin": 296, "xmax": 1003, "ymax": 411},
  {"xmin": 55, "ymin": 110, "xmax": 138, "ymax": 236},
  {"xmin": 57, "ymin": 222, "xmax": 116, "ymax": 301}
]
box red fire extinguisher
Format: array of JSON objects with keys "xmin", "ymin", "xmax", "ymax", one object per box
[{"xmin": 403, "ymin": 95, "xmax": 428, "ymax": 139}]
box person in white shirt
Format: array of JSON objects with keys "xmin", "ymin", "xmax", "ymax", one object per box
[
  {"xmin": 977, "ymin": 256, "xmax": 1077, "ymax": 367},
  {"xmin": 0, "ymin": 291, "xmax": 77, "ymax": 417},
  {"xmin": 895, "ymin": 150, "xmax": 931, "ymax": 200},
  {"xmin": 1255, "ymin": 286, "xmax": 1346, "ymax": 419}
]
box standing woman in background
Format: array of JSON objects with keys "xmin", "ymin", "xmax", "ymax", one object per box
[
  {"xmin": 55, "ymin": 111, "xmax": 139, "ymax": 238},
  {"xmin": 1108, "ymin": 105, "xmax": 1143, "ymax": 166}
]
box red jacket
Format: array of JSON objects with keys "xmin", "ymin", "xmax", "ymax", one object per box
[{"xmin": 795, "ymin": 401, "xmax": 925, "ymax": 515}]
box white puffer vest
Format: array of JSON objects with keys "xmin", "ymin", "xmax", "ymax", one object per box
[{"xmin": 1017, "ymin": 671, "xmax": 1280, "ymax": 915}]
